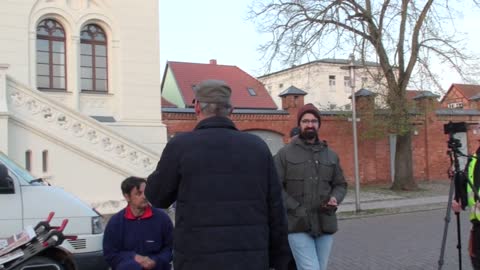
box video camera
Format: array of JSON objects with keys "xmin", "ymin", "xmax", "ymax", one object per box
[{"xmin": 444, "ymin": 122, "xmax": 467, "ymax": 151}]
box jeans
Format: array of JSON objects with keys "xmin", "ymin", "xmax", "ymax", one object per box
[{"xmin": 288, "ymin": 232, "xmax": 333, "ymax": 270}]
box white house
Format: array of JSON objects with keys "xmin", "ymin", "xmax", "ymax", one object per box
[
  {"xmin": 0, "ymin": 0, "xmax": 167, "ymax": 213},
  {"xmin": 258, "ymin": 59, "xmax": 386, "ymax": 110}
]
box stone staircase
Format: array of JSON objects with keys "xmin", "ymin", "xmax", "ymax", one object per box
[
  {"xmin": 6, "ymin": 76, "xmax": 159, "ymax": 177},
  {"xmin": 2, "ymin": 75, "xmax": 162, "ymax": 213}
]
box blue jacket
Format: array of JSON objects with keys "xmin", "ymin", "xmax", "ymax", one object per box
[
  {"xmin": 145, "ymin": 116, "xmax": 289, "ymax": 270},
  {"xmin": 103, "ymin": 206, "xmax": 173, "ymax": 270}
]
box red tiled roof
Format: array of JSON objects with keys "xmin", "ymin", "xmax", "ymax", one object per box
[
  {"xmin": 167, "ymin": 61, "xmax": 277, "ymax": 109},
  {"xmin": 161, "ymin": 97, "xmax": 177, "ymax": 108},
  {"xmin": 440, "ymin": 83, "xmax": 480, "ymax": 103},
  {"xmin": 451, "ymin": 84, "xmax": 480, "ymax": 99}
]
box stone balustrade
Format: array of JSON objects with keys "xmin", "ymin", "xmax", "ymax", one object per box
[{"xmin": 6, "ymin": 76, "xmax": 158, "ymax": 176}]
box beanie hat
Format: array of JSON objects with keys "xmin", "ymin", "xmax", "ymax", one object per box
[{"xmin": 297, "ymin": 103, "xmax": 321, "ymax": 126}]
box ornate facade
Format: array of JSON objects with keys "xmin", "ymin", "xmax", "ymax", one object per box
[{"xmin": 0, "ymin": 0, "xmax": 165, "ymax": 213}]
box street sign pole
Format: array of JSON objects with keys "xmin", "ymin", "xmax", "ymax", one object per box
[{"xmin": 341, "ymin": 54, "xmax": 362, "ymax": 213}]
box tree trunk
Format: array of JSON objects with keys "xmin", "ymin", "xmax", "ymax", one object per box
[{"xmin": 391, "ymin": 132, "xmax": 418, "ymax": 190}]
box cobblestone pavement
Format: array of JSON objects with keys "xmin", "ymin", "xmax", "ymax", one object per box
[
  {"xmin": 329, "ymin": 208, "xmax": 473, "ymax": 270},
  {"xmin": 101, "ymin": 180, "xmax": 461, "ymax": 270}
]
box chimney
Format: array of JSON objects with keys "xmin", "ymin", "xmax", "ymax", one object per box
[{"xmin": 209, "ymin": 59, "xmax": 217, "ymax": 65}]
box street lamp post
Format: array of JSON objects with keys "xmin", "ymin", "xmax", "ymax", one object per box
[{"xmin": 341, "ymin": 54, "xmax": 362, "ymax": 213}]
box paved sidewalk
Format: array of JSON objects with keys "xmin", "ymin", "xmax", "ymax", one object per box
[
  {"xmin": 102, "ymin": 180, "xmax": 454, "ymax": 224},
  {"xmin": 338, "ymin": 180, "xmax": 452, "ymax": 218}
]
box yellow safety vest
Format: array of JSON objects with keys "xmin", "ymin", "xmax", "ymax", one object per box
[{"xmin": 467, "ymin": 154, "xmax": 480, "ymax": 221}]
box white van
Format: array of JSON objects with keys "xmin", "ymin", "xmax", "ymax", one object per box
[{"xmin": 0, "ymin": 152, "xmax": 108, "ymax": 270}]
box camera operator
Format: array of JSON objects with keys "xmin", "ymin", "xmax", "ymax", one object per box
[{"xmin": 453, "ymin": 146, "xmax": 480, "ymax": 270}]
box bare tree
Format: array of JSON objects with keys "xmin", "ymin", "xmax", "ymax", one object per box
[{"xmin": 250, "ymin": 0, "xmax": 479, "ymax": 190}]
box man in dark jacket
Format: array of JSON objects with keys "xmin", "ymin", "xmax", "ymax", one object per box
[
  {"xmin": 103, "ymin": 177, "xmax": 173, "ymax": 270},
  {"xmin": 145, "ymin": 79, "xmax": 289, "ymax": 270},
  {"xmin": 274, "ymin": 103, "xmax": 347, "ymax": 270}
]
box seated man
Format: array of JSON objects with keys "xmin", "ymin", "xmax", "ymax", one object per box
[{"xmin": 103, "ymin": 176, "xmax": 173, "ymax": 270}]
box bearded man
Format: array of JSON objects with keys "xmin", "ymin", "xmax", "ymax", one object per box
[{"xmin": 274, "ymin": 103, "xmax": 347, "ymax": 270}]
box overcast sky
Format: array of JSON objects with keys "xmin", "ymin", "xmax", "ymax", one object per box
[
  {"xmin": 159, "ymin": 0, "xmax": 262, "ymax": 75},
  {"xmin": 159, "ymin": 0, "xmax": 480, "ymax": 91}
]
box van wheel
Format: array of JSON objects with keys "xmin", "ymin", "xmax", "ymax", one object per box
[{"xmin": 18, "ymin": 256, "xmax": 65, "ymax": 270}]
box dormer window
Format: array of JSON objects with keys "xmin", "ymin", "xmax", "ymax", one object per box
[{"xmin": 247, "ymin": 87, "xmax": 257, "ymax": 96}]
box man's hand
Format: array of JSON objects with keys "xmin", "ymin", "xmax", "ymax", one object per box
[
  {"xmin": 134, "ymin": 254, "xmax": 145, "ymax": 264},
  {"xmin": 134, "ymin": 254, "xmax": 156, "ymax": 270},
  {"xmin": 142, "ymin": 257, "xmax": 156, "ymax": 270},
  {"xmin": 327, "ymin": 196, "xmax": 338, "ymax": 206},
  {"xmin": 452, "ymin": 199, "xmax": 463, "ymax": 213}
]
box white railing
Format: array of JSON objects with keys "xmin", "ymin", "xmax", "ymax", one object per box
[{"xmin": 6, "ymin": 76, "xmax": 159, "ymax": 177}]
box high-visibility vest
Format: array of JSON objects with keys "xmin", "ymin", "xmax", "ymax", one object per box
[{"xmin": 467, "ymin": 154, "xmax": 480, "ymax": 220}]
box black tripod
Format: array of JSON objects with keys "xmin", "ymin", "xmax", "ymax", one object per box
[{"xmin": 438, "ymin": 133, "xmax": 469, "ymax": 270}]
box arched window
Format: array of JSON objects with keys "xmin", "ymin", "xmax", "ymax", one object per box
[
  {"xmin": 36, "ymin": 19, "xmax": 66, "ymax": 90},
  {"xmin": 80, "ymin": 24, "xmax": 108, "ymax": 92}
]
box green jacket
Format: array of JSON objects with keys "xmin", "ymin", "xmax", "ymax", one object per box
[{"xmin": 274, "ymin": 137, "xmax": 347, "ymax": 236}]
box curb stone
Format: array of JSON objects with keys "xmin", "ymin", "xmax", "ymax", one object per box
[{"xmin": 338, "ymin": 202, "xmax": 447, "ymax": 220}]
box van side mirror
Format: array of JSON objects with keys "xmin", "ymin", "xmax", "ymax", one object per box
[{"xmin": 0, "ymin": 163, "xmax": 14, "ymax": 194}]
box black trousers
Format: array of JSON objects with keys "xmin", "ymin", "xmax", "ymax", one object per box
[{"xmin": 470, "ymin": 221, "xmax": 480, "ymax": 270}]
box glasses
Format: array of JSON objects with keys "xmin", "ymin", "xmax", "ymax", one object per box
[{"xmin": 300, "ymin": 119, "xmax": 319, "ymax": 125}]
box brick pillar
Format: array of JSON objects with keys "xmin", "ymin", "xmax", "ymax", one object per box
[
  {"xmin": 414, "ymin": 91, "xmax": 440, "ymax": 181},
  {"xmin": 281, "ymin": 93, "xmax": 304, "ymax": 111},
  {"xmin": 356, "ymin": 94, "xmax": 375, "ymax": 116},
  {"xmin": 278, "ymin": 86, "xmax": 307, "ymax": 142},
  {"xmin": 414, "ymin": 93, "xmax": 440, "ymax": 114},
  {"xmin": 353, "ymin": 89, "xmax": 376, "ymax": 183}
]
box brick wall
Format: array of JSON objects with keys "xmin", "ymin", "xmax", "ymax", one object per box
[
  {"xmin": 162, "ymin": 94, "xmax": 480, "ymax": 185},
  {"xmin": 162, "ymin": 111, "xmax": 294, "ymax": 142}
]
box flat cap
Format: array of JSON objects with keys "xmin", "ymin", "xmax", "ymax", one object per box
[{"xmin": 193, "ymin": 80, "xmax": 232, "ymax": 103}]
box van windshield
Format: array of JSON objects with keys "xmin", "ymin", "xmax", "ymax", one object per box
[{"xmin": 0, "ymin": 153, "xmax": 35, "ymax": 185}]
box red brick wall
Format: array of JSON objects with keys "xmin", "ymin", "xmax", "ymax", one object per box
[
  {"xmin": 162, "ymin": 95, "xmax": 480, "ymax": 185},
  {"xmin": 162, "ymin": 112, "xmax": 295, "ymax": 142}
]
